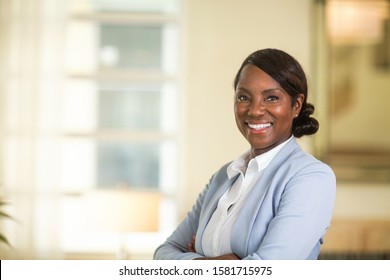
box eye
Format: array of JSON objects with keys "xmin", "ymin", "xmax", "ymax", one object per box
[
  {"xmin": 266, "ymin": 95, "xmax": 279, "ymax": 102},
  {"xmin": 235, "ymin": 94, "xmax": 250, "ymax": 102}
]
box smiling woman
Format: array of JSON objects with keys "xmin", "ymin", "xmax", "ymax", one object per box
[{"xmin": 154, "ymin": 48, "xmax": 336, "ymax": 260}]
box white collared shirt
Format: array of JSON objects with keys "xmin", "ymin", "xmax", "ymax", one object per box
[{"xmin": 201, "ymin": 137, "xmax": 293, "ymax": 257}]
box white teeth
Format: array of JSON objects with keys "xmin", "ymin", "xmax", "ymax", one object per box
[{"xmin": 248, "ymin": 123, "xmax": 272, "ymax": 130}]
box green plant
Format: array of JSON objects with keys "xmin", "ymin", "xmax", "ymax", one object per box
[{"xmin": 0, "ymin": 198, "xmax": 12, "ymax": 246}]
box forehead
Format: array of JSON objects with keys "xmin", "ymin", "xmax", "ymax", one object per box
[{"xmin": 236, "ymin": 64, "xmax": 281, "ymax": 90}]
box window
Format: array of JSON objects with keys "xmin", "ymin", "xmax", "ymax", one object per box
[
  {"xmin": 0, "ymin": 0, "xmax": 182, "ymax": 259},
  {"xmin": 61, "ymin": 0, "xmax": 181, "ymax": 256}
]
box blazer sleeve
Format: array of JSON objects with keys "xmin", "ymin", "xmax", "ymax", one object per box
[
  {"xmin": 153, "ymin": 179, "xmax": 211, "ymax": 260},
  {"xmin": 243, "ymin": 161, "xmax": 336, "ymax": 260}
]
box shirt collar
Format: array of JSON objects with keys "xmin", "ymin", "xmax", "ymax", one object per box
[{"xmin": 227, "ymin": 136, "xmax": 294, "ymax": 179}]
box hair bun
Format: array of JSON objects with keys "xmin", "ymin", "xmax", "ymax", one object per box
[
  {"xmin": 293, "ymin": 103, "xmax": 319, "ymax": 137},
  {"xmin": 301, "ymin": 103, "xmax": 315, "ymax": 117}
]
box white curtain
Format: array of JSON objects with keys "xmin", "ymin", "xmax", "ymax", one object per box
[{"xmin": 0, "ymin": 0, "xmax": 67, "ymax": 259}]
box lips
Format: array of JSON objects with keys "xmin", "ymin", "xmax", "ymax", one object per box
[{"xmin": 247, "ymin": 122, "xmax": 272, "ymax": 130}]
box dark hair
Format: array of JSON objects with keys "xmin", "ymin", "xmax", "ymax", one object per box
[{"xmin": 233, "ymin": 48, "xmax": 319, "ymax": 137}]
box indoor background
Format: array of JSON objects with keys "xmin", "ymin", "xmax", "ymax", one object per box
[{"xmin": 0, "ymin": 0, "xmax": 389, "ymax": 259}]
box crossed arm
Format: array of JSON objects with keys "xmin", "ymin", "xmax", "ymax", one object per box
[{"xmin": 187, "ymin": 235, "xmax": 240, "ymax": 260}]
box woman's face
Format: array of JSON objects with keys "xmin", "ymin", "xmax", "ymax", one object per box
[{"xmin": 234, "ymin": 64, "xmax": 303, "ymax": 156}]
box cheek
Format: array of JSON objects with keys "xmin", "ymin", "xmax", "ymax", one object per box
[
  {"xmin": 234, "ymin": 105, "xmax": 246, "ymax": 130},
  {"xmin": 234, "ymin": 103, "xmax": 247, "ymax": 115},
  {"xmin": 234, "ymin": 104, "xmax": 243, "ymax": 119},
  {"xmin": 273, "ymin": 106, "xmax": 295, "ymax": 125}
]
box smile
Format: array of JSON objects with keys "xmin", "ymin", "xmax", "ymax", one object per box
[{"xmin": 247, "ymin": 123, "xmax": 272, "ymax": 130}]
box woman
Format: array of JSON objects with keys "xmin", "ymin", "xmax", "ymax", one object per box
[{"xmin": 154, "ymin": 48, "xmax": 336, "ymax": 260}]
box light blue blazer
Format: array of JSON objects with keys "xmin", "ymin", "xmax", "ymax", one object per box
[{"xmin": 154, "ymin": 138, "xmax": 336, "ymax": 260}]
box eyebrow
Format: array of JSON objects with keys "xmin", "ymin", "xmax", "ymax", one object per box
[
  {"xmin": 262, "ymin": 87, "xmax": 285, "ymax": 94},
  {"xmin": 236, "ymin": 87, "xmax": 285, "ymax": 94}
]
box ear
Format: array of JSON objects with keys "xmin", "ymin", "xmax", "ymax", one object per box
[{"xmin": 294, "ymin": 93, "xmax": 304, "ymax": 116}]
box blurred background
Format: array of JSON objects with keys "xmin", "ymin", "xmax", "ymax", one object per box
[{"xmin": 0, "ymin": 0, "xmax": 389, "ymax": 259}]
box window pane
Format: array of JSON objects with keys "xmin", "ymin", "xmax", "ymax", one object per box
[
  {"xmin": 99, "ymin": 25, "xmax": 162, "ymax": 71},
  {"xmin": 63, "ymin": 81, "xmax": 177, "ymax": 133},
  {"xmin": 98, "ymin": 84, "xmax": 161, "ymax": 130},
  {"xmin": 97, "ymin": 142, "xmax": 160, "ymax": 188},
  {"xmin": 71, "ymin": 0, "xmax": 181, "ymax": 14}
]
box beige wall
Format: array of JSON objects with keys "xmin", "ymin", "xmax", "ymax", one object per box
[
  {"xmin": 179, "ymin": 0, "xmax": 313, "ymax": 215},
  {"xmin": 334, "ymin": 183, "xmax": 390, "ymax": 219}
]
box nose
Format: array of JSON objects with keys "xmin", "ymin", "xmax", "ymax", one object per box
[{"xmin": 248, "ymin": 100, "xmax": 265, "ymax": 117}]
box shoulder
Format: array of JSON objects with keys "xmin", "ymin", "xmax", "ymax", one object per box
[
  {"xmin": 266, "ymin": 139, "xmax": 336, "ymax": 205},
  {"xmin": 273, "ymin": 138, "xmax": 336, "ymax": 181}
]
